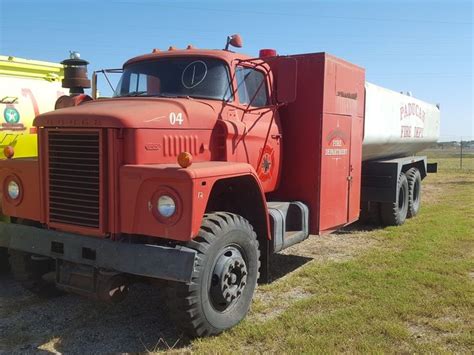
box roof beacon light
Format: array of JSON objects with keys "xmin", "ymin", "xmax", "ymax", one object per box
[{"xmin": 259, "ymin": 49, "xmax": 277, "ymax": 58}]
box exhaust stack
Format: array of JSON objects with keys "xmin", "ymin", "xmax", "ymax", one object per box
[{"xmin": 60, "ymin": 51, "xmax": 91, "ymax": 94}]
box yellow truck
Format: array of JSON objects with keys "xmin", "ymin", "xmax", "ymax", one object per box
[
  {"xmin": 0, "ymin": 55, "xmax": 67, "ymax": 268},
  {"xmin": 0, "ymin": 55, "xmax": 68, "ymax": 159}
]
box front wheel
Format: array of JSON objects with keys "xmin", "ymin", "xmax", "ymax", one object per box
[{"xmin": 165, "ymin": 212, "xmax": 260, "ymax": 337}]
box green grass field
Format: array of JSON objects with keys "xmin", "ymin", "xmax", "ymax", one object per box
[{"xmin": 186, "ymin": 153, "xmax": 474, "ymax": 353}]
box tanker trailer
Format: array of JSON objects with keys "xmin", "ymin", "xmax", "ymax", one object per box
[
  {"xmin": 360, "ymin": 82, "xmax": 440, "ymax": 225},
  {"xmin": 0, "ymin": 55, "xmax": 68, "ymax": 271}
]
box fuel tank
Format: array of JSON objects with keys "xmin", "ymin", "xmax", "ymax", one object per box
[{"xmin": 362, "ymin": 82, "xmax": 440, "ymax": 161}]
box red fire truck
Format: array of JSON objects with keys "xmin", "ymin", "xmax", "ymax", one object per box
[{"xmin": 0, "ymin": 35, "xmax": 439, "ymax": 336}]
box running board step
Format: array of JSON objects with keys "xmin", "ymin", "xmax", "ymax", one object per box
[{"xmin": 267, "ymin": 201, "xmax": 309, "ymax": 253}]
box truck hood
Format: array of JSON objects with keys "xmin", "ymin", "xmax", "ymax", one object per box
[{"xmin": 34, "ymin": 97, "xmax": 218, "ymax": 129}]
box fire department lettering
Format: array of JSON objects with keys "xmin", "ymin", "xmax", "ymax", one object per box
[
  {"xmin": 400, "ymin": 102, "xmax": 425, "ymax": 122},
  {"xmin": 325, "ymin": 148, "xmax": 348, "ymax": 156},
  {"xmin": 325, "ymin": 134, "xmax": 347, "ymax": 156}
]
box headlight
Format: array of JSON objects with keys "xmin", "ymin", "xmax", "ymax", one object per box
[
  {"xmin": 157, "ymin": 195, "xmax": 176, "ymax": 217},
  {"xmin": 7, "ymin": 180, "xmax": 20, "ymax": 200}
]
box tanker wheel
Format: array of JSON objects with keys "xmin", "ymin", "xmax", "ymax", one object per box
[
  {"xmin": 406, "ymin": 168, "xmax": 422, "ymax": 218},
  {"xmin": 165, "ymin": 212, "xmax": 260, "ymax": 337},
  {"xmin": 380, "ymin": 172, "xmax": 409, "ymax": 226},
  {"xmin": 9, "ymin": 251, "xmax": 62, "ymax": 298},
  {"xmin": 0, "ymin": 247, "xmax": 10, "ymax": 273}
]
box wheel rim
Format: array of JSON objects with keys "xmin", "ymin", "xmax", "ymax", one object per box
[{"xmin": 209, "ymin": 245, "xmax": 248, "ymax": 312}]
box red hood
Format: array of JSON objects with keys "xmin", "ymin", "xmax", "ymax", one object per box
[{"xmin": 34, "ymin": 97, "xmax": 218, "ymax": 129}]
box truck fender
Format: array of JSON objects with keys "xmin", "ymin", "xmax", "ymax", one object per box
[
  {"xmin": 119, "ymin": 162, "xmax": 271, "ymax": 243},
  {"xmin": 0, "ymin": 158, "xmax": 41, "ymax": 222},
  {"xmin": 204, "ymin": 174, "xmax": 271, "ymax": 243}
]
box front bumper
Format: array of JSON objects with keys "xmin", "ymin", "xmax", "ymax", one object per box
[{"xmin": 0, "ymin": 222, "xmax": 196, "ymax": 283}]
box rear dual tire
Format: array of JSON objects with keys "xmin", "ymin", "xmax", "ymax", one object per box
[
  {"xmin": 406, "ymin": 168, "xmax": 422, "ymax": 218},
  {"xmin": 381, "ymin": 172, "xmax": 409, "ymax": 226},
  {"xmin": 380, "ymin": 168, "xmax": 422, "ymax": 226}
]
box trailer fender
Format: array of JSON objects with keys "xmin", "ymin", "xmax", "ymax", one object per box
[{"xmin": 361, "ymin": 156, "xmax": 427, "ymax": 203}]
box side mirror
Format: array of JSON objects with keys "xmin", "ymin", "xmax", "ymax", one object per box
[
  {"xmin": 92, "ymin": 69, "xmax": 123, "ymax": 98},
  {"xmin": 276, "ymin": 57, "xmax": 297, "ymax": 104},
  {"xmin": 229, "ymin": 34, "xmax": 243, "ymax": 48},
  {"xmin": 225, "ymin": 34, "xmax": 243, "ymax": 50}
]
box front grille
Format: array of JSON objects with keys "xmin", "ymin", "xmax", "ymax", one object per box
[{"xmin": 48, "ymin": 131, "xmax": 101, "ymax": 229}]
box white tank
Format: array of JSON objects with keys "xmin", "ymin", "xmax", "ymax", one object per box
[{"xmin": 362, "ymin": 82, "xmax": 440, "ymax": 161}]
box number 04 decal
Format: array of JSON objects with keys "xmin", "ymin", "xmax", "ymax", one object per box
[{"xmin": 169, "ymin": 112, "xmax": 184, "ymax": 125}]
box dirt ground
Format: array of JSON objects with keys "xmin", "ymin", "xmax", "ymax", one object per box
[{"xmin": 0, "ymin": 226, "xmax": 379, "ymax": 354}]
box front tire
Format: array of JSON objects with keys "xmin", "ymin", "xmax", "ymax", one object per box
[
  {"xmin": 165, "ymin": 212, "xmax": 260, "ymax": 337},
  {"xmin": 380, "ymin": 172, "xmax": 409, "ymax": 226}
]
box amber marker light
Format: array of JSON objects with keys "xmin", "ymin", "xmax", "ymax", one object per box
[
  {"xmin": 178, "ymin": 151, "xmax": 193, "ymax": 168},
  {"xmin": 4, "ymin": 146, "xmax": 14, "ymax": 159}
]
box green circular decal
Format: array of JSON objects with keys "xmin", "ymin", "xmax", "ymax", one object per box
[{"xmin": 4, "ymin": 107, "xmax": 20, "ymax": 124}]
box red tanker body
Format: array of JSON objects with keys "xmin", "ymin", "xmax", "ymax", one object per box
[{"xmin": 0, "ymin": 36, "xmax": 439, "ymax": 336}]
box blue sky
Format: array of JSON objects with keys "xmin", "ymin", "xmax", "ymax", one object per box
[{"xmin": 1, "ymin": 0, "xmax": 472, "ymax": 140}]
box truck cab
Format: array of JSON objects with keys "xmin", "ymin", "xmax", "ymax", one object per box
[{"xmin": 0, "ymin": 40, "xmax": 300, "ymax": 337}]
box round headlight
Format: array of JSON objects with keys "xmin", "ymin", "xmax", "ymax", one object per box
[
  {"xmin": 7, "ymin": 180, "xmax": 20, "ymax": 200},
  {"xmin": 157, "ymin": 195, "xmax": 176, "ymax": 218}
]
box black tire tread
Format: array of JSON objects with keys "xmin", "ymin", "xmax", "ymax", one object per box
[
  {"xmin": 406, "ymin": 168, "xmax": 422, "ymax": 218},
  {"xmin": 380, "ymin": 172, "xmax": 409, "ymax": 226},
  {"xmin": 165, "ymin": 212, "xmax": 260, "ymax": 337}
]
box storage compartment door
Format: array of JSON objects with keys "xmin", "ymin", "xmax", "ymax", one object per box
[{"xmin": 319, "ymin": 113, "xmax": 352, "ymax": 232}]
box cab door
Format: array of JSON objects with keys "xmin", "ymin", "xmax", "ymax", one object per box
[{"xmin": 228, "ymin": 64, "xmax": 281, "ymax": 192}]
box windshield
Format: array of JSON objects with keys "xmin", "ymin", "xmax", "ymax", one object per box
[{"xmin": 114, "ymin": 57, "xmax": 232, "ymax": 101}]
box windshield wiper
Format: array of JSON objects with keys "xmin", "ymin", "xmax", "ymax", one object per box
[
  {"xmin": 121, "ymin": 91, "xmax": 149, "ymax": 97},
  {"xmin": 154, "ymin": 93, "xmax": 193, "ymax": 99}
]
